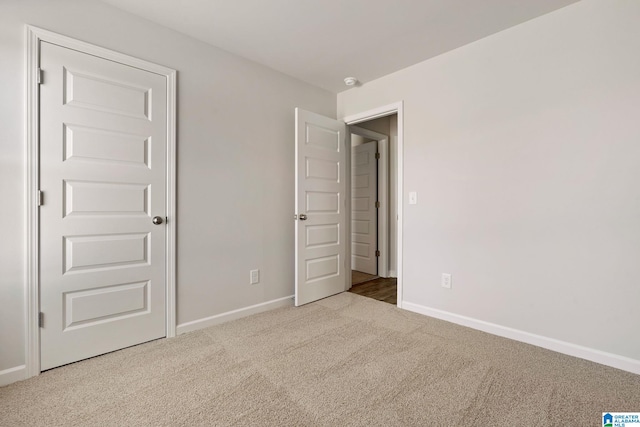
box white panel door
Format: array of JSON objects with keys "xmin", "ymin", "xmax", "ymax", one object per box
[
  {"xmin": 39, "ymin": 42, "xmax": 167, "ymax": 370},
  {"xmin": 351, "ymin": 141, "xmax": 378, "ymax": 275},
  {"xmin": 295, "ymin": 108, "xmax": 347, "ymax": 306}
]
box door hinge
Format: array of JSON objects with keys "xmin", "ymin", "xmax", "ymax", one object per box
[
  {"xmin": 375, "ymin": 250, "xmax": 380, "ymax": 257},
  {"xmin": 375, "ymin": 152, "xmax": 380, "ymax": 159},
  {"xmin": 375, "ymin": 201, "xmax": 380, "ymax": 209},
  {"xmin": 39, "ymin": 312, "xmax": 44, "ymax": 328},
  {"xmin": 37, "ymin": 68, "xmax": 43, "ymax": 85},
  {"xmin": 37, "ymin": 190, "xmax": 44, "ymax": 206}
]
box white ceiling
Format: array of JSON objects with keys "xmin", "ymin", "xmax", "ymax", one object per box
[{"xmin": 99, "ymin": 0, "xmax": 579, "ymax": 93}]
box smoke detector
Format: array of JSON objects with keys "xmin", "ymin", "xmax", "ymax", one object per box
[{"xmin": 344, "ymin": 77, "xmax": 358, "ymax": 87}]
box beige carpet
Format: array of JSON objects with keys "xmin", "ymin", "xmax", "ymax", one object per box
[{"xmin": 1, "ymin": 293, "xmax": 639, "ymax": 426}]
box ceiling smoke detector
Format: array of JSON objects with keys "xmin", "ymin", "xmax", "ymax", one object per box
[{"xmin": 344, "ymin": 77, "xmax": 358, "ymax": 87}]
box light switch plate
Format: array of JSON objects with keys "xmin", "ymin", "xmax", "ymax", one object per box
[{"xmin": 409, "ymin": 191, "xmax": 417, "ymax": 205}]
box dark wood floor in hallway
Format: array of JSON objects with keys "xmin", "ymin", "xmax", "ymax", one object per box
[{"xmin": 349, "ymin": 271, "xmax": 397, "ymax": 305}]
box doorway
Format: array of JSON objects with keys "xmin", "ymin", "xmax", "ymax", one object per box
[
  {"xmin": 347, "ymin": 111, "xmax": 400, "ymax": 305},
  {"xmin": 294, "ymin": 102, "xmax": 403, "ymax": 308}
]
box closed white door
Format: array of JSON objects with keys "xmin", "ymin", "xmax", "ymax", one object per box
[
  {"xmin": 295, "ymin": 108, "xmax": 347, "ymax": 306},
  {"xmin": 39, "ymin": 42, "xmax": 167, "ymax": 370},
  {"xmin": 351, "ymin": 141, "xmax": 378, "ymax": 275}
]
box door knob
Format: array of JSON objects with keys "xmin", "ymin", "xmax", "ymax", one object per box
[
  {"xmin": 152, "ymin": 216, "xmax": 164, "ymax": 225},
  {"xmin": 299, "ymin": 214, "xmax": 307, "ymax": 221}
]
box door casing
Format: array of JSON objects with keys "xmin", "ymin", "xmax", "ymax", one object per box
[{"xmin": 25, "ymin": 25, "xmax": 177, "ymax": 378}]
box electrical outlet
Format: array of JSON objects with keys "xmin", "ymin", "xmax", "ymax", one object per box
[
  {"xmin": 250, "ymin": 269, "xmax": 260, "ymax": 285},
  {"xmin": 441, "ymin": 273, "xmax": 452, "ymax": 289}
]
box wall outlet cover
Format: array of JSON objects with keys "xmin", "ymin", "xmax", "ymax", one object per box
[
  {"xmin": 441, "ymin": 273, "xmax": 452, "ymax": 289},
  {"xmin": 250, "ymin": 269, "xmax": 260, "ymax": 285}
]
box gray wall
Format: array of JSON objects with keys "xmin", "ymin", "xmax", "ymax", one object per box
[
  {"xmin": 338, "ymin": 0, "xmax": 640, "ymax": 362},
  {"xmin": 0, "ymin": 0, "xmax": 334, "ymax": 374}
]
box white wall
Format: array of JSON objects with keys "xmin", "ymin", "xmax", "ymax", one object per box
[
  {"xmin": 339, "ymin": 0, "xmax": 640, "ymax": 365},
  {"xmin": 0, "ymin": 0, "xmax": 334, "ymax": 379}
]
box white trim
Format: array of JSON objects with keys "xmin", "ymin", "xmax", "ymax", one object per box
[
  {"xmin": 26, "ymin": 26, "xmax": 175, "ymax": 75},
  {"xmin": 403, "ymin": 301, "xmax": 640, "ymax": 375},
  {"xmin": 349, "ymin": 126, "xmax": 389, "ymax": 278},
  {"xmin": 176, "ymin": 296, "xmax": 295, "ymax": 335},
  {"xmin": 25, "ymin": 25, "xmax": 177, "ymax": 378},
  {"xmin": 165, "ymin": 64, "xmax": 177, "ymax": 339},
  {"xmin": 378, "ymin": 136, "xmax": 390, "ymax": 274},
  {"xmin": 0, "ymin": 365, "xmax": 26, "ymax": 387},
  {"xmin": 342, "ymin": 102, "xmax": 404, "ymax": 308},
  {"xmin": 25, "ymin": 25, "xmax": 40, "ymax": 379},
  {"xmin": 343, "ymin": 127, "xmax": 356, "ymax": 291},
  {"xmin": 343, "ymin": 103, "xmax": 400, "ymax": 125}
]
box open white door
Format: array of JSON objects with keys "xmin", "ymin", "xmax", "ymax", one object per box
[
  {"xmin": 295, "ymin": 108, "xmax": 347, "ymax": 306},
  {"xmin": 351, "ymin": 141, "xmax": 378, "ymax": 275}
]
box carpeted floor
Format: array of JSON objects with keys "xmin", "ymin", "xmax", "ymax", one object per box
[{"xmin": 1, "ymin": 293, "xmax": 639, "ymax": 426}]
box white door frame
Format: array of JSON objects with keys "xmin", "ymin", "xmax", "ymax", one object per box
[
  {"xmin": 25, "ymin": 25, "xmax": 177, "ymax": 377},
  {"xmin": 343, "ymin": 102, "xmax": 404, "ymax": 308},
  {"xmin": 349, "ymin": 126, "xmax": 389, "ymax": 278}
]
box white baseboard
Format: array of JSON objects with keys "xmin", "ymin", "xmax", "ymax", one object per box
[
  {"xmin": 388, "ymin": 269, "xmax": 397, "ymax": 278},
  {"xmin": 176, "ymin": 295, "xmax": 294, "ymax": 335},
  {"xmin": 0, "ymin": 365, "xmax": 26, "ymax": 387},
  {"xmin": 402, "ymin": 301, "xmax": 640, "ymax": 376}
]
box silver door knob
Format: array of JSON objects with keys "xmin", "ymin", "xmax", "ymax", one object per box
[
  {"xmin": 299, "ymin": 214, "xmax": 307, "ymax": 221},
  {"xmin": 152, "ymin": 216, "xmax": 164, "ymax": 225}
]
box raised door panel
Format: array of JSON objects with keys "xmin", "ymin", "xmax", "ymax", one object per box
[
  {"xmin": 63, "ymin": 281, "xmax": 149, "ymax": 330},
  {"xmin": 64, "ymin": 124, "xmax": 149, "ymax": 166},
  {"xmin": 63, "ymin": 67, "xmax": 151, "ymax": 119},
  {"xmin": 63, "ymin": 181, "xmax": 149, "ymax": 217}
]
